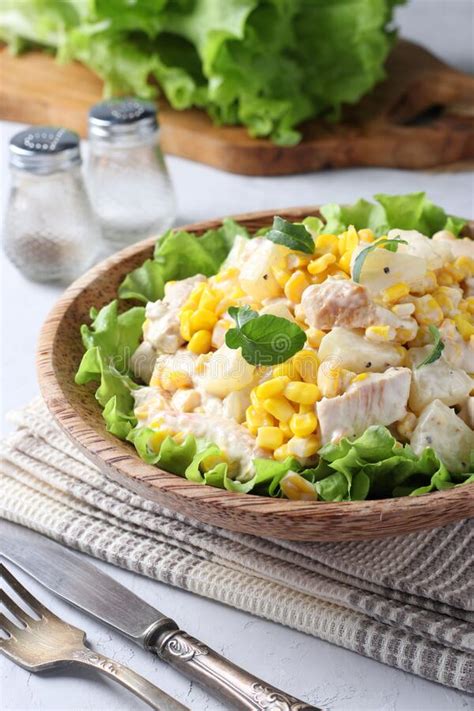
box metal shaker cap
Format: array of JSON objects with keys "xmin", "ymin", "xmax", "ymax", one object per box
[
  {"xmin": 88, "ymin": 98, "xmax": 158, "ymax": 141},
  {"xmin": 9, "ymin": 127, "xmax": 81, "ymax": 174}
]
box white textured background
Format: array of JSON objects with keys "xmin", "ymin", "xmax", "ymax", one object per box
[{"xmin": 1, "ymin": 1, "xmax": 473, "ymax": 709}]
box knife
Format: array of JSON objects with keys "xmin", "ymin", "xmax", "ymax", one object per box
[{"xmin": 1, "ymin": 521, "xmax": 320, "ymax": 710}]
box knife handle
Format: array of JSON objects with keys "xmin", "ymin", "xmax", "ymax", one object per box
[{"xmin": 154, "ymin": 630, "xmax": 321, "ymax": 711}]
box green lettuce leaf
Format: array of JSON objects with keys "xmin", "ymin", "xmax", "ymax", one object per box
[{"xmin": 80, "ymin": 300, "xmax": 145, "ymax": 371}]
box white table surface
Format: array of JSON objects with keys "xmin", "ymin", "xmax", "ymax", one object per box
[{"xmin": 1, "ymin": 2, "xmax": 474, "ymax": 709}]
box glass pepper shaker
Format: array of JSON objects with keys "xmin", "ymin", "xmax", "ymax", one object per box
[
  {"xmin": 86, "ymin": 98, "xmax": 176, "ymax": 250},
  {"xmin": 2, "ymin": 126, "xmax": 101, "ymax": 283}
]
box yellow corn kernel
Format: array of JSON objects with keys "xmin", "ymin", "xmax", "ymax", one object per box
[
  {"xmin": 315, "ymin": 233, "xmax": 339, "ymax": 255},
  {"xmin": 262, "ymin": 396, "xmax": 295, "ymax": 422},
  {"xmin": 280, "ymin": 471, "xmax": 317, "ymax": 501},
  {"xmin": 160, "ymin": 368, "xmax": 192, "ymax": 391},
  {"xmin": 256, "ymin": 376, "xmax": 290, "ymax": 400},
  {"xmin": 292, "ymin": 349, "xmax": 320, "ymax": 383},
  {"xmin": 413, "ymin": 295, "xmax": 444, "ymax": 327},
  {"xmin": 183, "ymin": 282, "xmax": 206, "ymax": 309},
  {"xmin": 272, "ymin": 360, "xmax": 300, "ymax": 379},
  {"xmin": 352, "ymin": 372, "xmax": 369, "ymax": 384},
  {"xmin": 188, "ymin": 329, "xmax": 212, "ymax": 354},
  {"xmin": 397, "ymin": 327, "xmax": 416, "ymax": 344},
  {"xmin": 465, "ymin": 297, "xmax": 474, "ymax": 315},
  {"xmin": 272, "ymin": 265, "xmax": 291, "ymax": 288},
  {"xmin": 305, "ymin": 329, "xmax": 324, "ymax": 350},
  {"xmin": 344, "ymin": 226, "xmax": 359, "ymax": 252},
  {"xmin": 445, "ymin": 263, "xmax": 465, "ymax": 283},
  {"xmin": 279, "ymin": 420, "xmax": 293, "ymax": 439},
  {"xmin": 365, "ymin": 325, "xmax": 394, "ymax": 342},
  {"xmin": 245, "ymin": 405, "xmax": 274, "ymax": 433},
  {"xmin": 212, "ymin": 267, "xmax": 239, "ymax": 283},
  {"xmin": 358, "ymin": 228, "xmax": 375, "ymax": 243},
  {"xmin": 190, "ymin": 308, "xmax": 218, "ymax": 333},
  {"xmin": 179, "ymin": 309, "xmax": 193, "ymax": 341},
  {"xmin": 284, "ymin": 381, "xmax": 320, "ymax": 405},
  {"xmin": 337, "ymin": 251, "xmax": 352, "ymax": 274},
  {"xmin": 284, "ymin": 270, "xmax": 310, "ymax": 303},
  {"xmin": 382, "ymin": 282, "xmax": 410, "ymax": 304},
  {"xmin": 273, "ymin": 443, "xmax": 290, "ymax": 461},
  {"xmin": 289, "ymin": 411, "xmax": 318, "ymax": 438},
  {"xmin": 454, "ymin": 255, "xmax": 474, "ymax": 278},
  {"xmin": 287, "ymin": 435, "xmax": 320, "ymax": 458},
  {"xmin": 135, "ymin": 404, "xmax": 149, "ymax": 421},
  {"xmin": 287, "ymin": 253, "xmax": 312, "ymax": 269},
  {"xmin": 148, "ymin": 429, "xmax": 172, "ymax": 453},
  {"xmin": 199, "ymin": 288, "xmax": 219, "ymax": 312},
  {"xmin": 308, "ymin": 253, "xmax": 337, "ymax": 275},
  {"xmin": 317, "ymin": 364, "xmax": 341, "ymax": 398},
  {"xmin": 256, "ymin": 426, "xmax": 284, "ymax": 451},
  {"xmin": 437, "ymin": 269, "xmax": 454, "ymax": 286},
  {"xmin": 454, "ymin": 313, "xmax": 474, "ymax": 340}
]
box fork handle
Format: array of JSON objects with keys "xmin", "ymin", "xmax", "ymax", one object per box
[
  {"xmin": 155, "ymin": 630, "xmax": 320, "ymax": 710},
  {"xmin": 69, "ymin": 647, "xmax": 188, "ymax": 711}
]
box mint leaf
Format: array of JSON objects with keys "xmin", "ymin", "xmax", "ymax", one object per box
[
  {"xmin": 352, "ymin": 237, "xmax": 408, "ymax": 283},
  {"xmin": 226, "ymin": 307, "xmax": 307, "ymax": 366},
  {"xmin": 266, "ymin": 216, "xmax": 314, "ymax": 254},
  {"xmin": 416, "ymin": 325, "xmax": 445, "ymax": 368}
]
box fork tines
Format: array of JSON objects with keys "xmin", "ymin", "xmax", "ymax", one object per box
[{"xmin": 0, "ymin": 563, "xmax": 47, "ymax": 638}]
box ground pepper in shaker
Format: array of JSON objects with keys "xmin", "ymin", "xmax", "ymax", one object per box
[
  {"xmin": 87, "ymin": 98, "xmax": 176, "ymax": 250},
  {"xmin": 2, "ymin": 126, "xmax": 101, "ymax": 283}
]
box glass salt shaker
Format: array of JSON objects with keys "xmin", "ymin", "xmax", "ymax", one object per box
[
  {"xmin": 2, "ymin": 127, "xmax": 101, "ymax": 283},
  {"xmin": 87, "ymin": 98, "xmax": 176, "ymax": 250}
]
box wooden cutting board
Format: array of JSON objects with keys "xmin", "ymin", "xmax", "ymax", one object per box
[{"xmin": 1, "ymin": 41, "xmax": 474, "ymax": 176}]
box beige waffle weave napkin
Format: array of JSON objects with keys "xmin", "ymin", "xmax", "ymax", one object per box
[{"xmin": 1, "ymin": 399, "xmax": 473, "ymax": 692}]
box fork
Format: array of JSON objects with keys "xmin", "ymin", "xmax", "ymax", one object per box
[{"xmin": 0, "ymin": 564, "xmax": 188, "ymax": 711}]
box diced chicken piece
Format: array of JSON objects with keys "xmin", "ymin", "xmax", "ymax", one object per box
[
  {"xmin": 145, "ymin": 274, "xmax": 206, "ymax": 353},
  {"xmin": 239, "ymin": 238, "xmax": 288, "ymax": 302},
  {"xmin": 197, "ymin": 344, "xmax": 256, "ymax": 398},
  {"xmin": 432, "ymin": 231, "xmax": 474, "ymax": 259},
  {"xmin": 389, "ymin": 229, "xmax": 453, "ymax": 269},
  {"xmin": 350, "ymin": 244, "xmax": 426, "ymax": 295},
  {"xmin": 459, "ymin": 396, "xmax": 474, "ymax": 429},
  {"xmin": 301, "ymin": 279, "xmax": 375, "ymax": 330},
  {"xmin": 408, "ymin": 348, "xmax": 473, "ymax": 415},
  {"xmin": 438, "ymin": 319, "xmax": 474, "ymax": 371},
  {"xmin": 260, "ymin": 297, "xmax": 295, "ymax": 322},
  {"xmin": 410, "ymin": 399, "xmax": 474, "ymax": 472},
  {"xmin": 318, "ymin": 328, "xmax": 405, "ymax": 373},
  {"xmin": 171, "ymin": 388, "xmax": 201, "ymax": 413},
  {"xmin": 373, "ymin": 306, "xmax": 418, "ymax": 342},
  {"xmin": 317, "ymin": 367, "xmax": 411, "ymax": 444},
  {"xmin": 131, "ymin": 341, "xmax": 156, "ymax": 383}
]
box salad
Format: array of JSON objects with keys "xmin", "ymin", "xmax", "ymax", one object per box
[{"xmin": 76, "ymin": 193, "xmax": 474, "ymax": 502}]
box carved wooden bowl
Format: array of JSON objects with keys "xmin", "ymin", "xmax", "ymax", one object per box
[{"xmin": 37, "ymin": 207, "xmax": 474, "ymax": 541}]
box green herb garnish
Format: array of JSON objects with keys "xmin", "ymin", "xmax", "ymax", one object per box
[
  {"xmin": 225, "ymin": 306, "xmax": 307, "ymax": 366},
  {"xmin": 416, "ymin": 325, "xmax": 445, "ymax": 368},
  {"xmin": 352, "ymin": 237, "xmax": 408, "ymax": 283},
  {"xmin": 266, "ymin": 216, "xmax": 314, "ymax": 254}
]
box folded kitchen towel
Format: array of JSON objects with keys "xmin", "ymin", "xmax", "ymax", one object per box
[{"xmin": 1, "ymin": 399, "xmax": 473, "ymax": 692}]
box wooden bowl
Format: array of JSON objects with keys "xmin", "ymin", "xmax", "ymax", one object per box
[{"xmin": 37, "ymin": 207, "xmax": 474, "ymax": 541}]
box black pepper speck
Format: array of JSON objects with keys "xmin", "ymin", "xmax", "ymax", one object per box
[{"xmin": 384, "ymin": 267, "xmax": 390, "ymax": 274}]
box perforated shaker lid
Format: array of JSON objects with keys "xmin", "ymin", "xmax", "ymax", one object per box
[
  {"xmin": 9, "ymin": 127, "xmax": 81, "ymax": 173},
  {"xmin": 88, "ymin": 98, "xmax": 158, "ymax": 140}
]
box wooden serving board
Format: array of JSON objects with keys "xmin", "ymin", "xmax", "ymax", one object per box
[
  {"xmin": 2, "ymin": 41, "xmax": 474, "ymax": 175},
  {"xmin": 37, "ymin": 207, "xmax": 474, "ymax": 542}
]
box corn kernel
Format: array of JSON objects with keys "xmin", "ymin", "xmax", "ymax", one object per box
[
  {"xmin": 454, "ymin": 255, "xmax": 474, "ymax": 278},
  {"xmin": 212, "ymin": 267, "xmax": 239, "ymax": 283},
  {"xmin": 245, "ymin": 405, "xmax": 274, "ymax": 432},
  {"xmin": 183, "ymin": 282, "xmax": 206, "ymax": 309},
  {"xmin": 317, "ymin": 363, "xmax": 341, "ymax": 398},
  {"xmin": 190, "ymin": 308, "xmax": 218, "ymax": 333},
  {"xmin": 161, "ymin": 368, "xmax": 192, "ymax": 391},
  {"xmin": 289, "ymin": 412, "xmax": 318, "ymax": 438},
  {"xmin": 135, "ymin": 404, "xmax": 149, "ymax": 420},
  {"xmin": 272, "ymin": 360, "xmax": 300, "ymax": 379},
  {"xmin": 262, "ymin": 396, "xmax": 295, "ymax": 422},
  {"xmin": 337, "ymin": 251, "xmax": 352, "ymax": 274},
  {"xmin": 454, "ymin": 313, "xmax": 474, "ymax": 340},
  {"xmin": 279, "ymin": 420, "xmax": 293, "ymax": 439},
  {"xmin": 345, "ymin": 226, "xmax": 359, "ymax": 252},
  {"xmin": 284, "ymin": 381, "xmax": 320, "ymax": 405},
  {"xmin": 284, "ymin": 270, "xmax": 310, "ymax": 303},
  {"xmin": 273, "ymin": 443, "xmax": 290, "ymax": 461},
  {"xmin": 306, "ymin": 328, "xmax": 325, "ymax": 349},
  {"xmin": 445, "ymin": 263, "xmax": 465, "ymax": 282},
  {"xmin": 179, "ymin": 309, "xmax": 193, "ymax": 341},
  {"xmin": 392, "ymin": 302, "xmax": 415, "ymax": 318},
  {"xmin": 437, "ymin": 269, "xmax": 454, "ymax": 286},
  {"xmin": 382, "ymin": 282, "xmax": 410, "ymax": 304},
  {"xmin": 308, "ymin": 253, "xmax": 337, "ymax": 275},
  {"xmin": 272, "ymin": 265, "xmax": 291, "ymax": 288},
  {"xmin": 287, "ymin": 253, "xmax": 312, "ymax": 269},
  {"xmin": 413, "ymin": 295, "xmax": 444, "ymax": 326},
  {"xmin": 256, "ymin": 426, "xmax": 284, "ymax": 451},
  {"xmin": 358, "ymin": 228, "xmax": 375, "ymax": 243},
  {"xmin": 280, "ymin": 471, "xmax": 317, "ymax": 501},
  {"xmin": 315, "ymin": 233, "xmax": 339, "ymax": 255},
  {"xmin": 292, "ymin": 350, "xmax": 320, "ymax": 383},
  {"xmin": 256, "ymin": 376, "xmax": 290, "ymax": 400},
  {"xmin": 200, "ymin": 451, "xmax": 228, "ymax": 471},
  {"xmin": 287, "ymin": 435, "xmax": 320, "ymax": 458},
  {"xmin": 352, "ymin": 372, "xmax": 369, "ymax": 384},
  {"xmin": 465, "ymin": 297, "xmax": 474, "ymax": 314},
  {"xmin": 365, "ymin": 325, "xmax": 394, "ymax": 342},
  {"xmin": 199, "ymin": 288, "xmax": 219, "ymax": 311},
  {"xmin": 148, "ymin": 429, "xmax": 172, "ymax": 453},
  {"xmin": 188, "ymin": 329, "xmax": 212, "ymax": 354}
]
